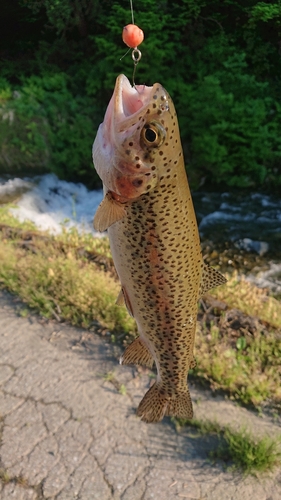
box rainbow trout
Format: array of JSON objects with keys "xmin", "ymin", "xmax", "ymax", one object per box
[{"xmin": 92, "ymin": 74, "xmax": 226, "ymax": 423}]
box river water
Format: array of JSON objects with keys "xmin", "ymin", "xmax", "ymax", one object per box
[
  {"xmin": 0, "ymin": 174, "xmax": 280, "ymax": 294},
  {"xmin": 193, "ymin": 191, "xmax": 281, "ymax": 256}
]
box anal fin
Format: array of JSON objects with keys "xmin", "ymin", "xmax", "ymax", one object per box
[
  {"xmin": 199, "ymin": 263, "xmax": 227, "ymax": 298},
  {"xmin": 93, "ymin": 192, "xmax": 126, "ymax": 232},
  {"xmin": 120, "ymin": 337, "xmax": 154, "ymax": 368}
]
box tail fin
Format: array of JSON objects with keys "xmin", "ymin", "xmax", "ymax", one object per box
[{"xmin": 136, "ymin": 382, "xmax": 193, "ymax": 423}]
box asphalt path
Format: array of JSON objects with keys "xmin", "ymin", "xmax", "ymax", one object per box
[{"xmin": 0, "ymin": 290, "xmax": 280, "ymax": 500}]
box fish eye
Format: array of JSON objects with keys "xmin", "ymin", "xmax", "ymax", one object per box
[
  {"xmin": 141, "ymin": 121, "xmax": 165, "ymax": 148},
  {"xmin": 145, "ymin": 128, "xmax": 157, "ymax": 142}
]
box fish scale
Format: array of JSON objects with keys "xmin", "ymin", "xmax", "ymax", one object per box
[{"xmin": 92, "ymin": 74, "xmax": 226, "ymax": 423}]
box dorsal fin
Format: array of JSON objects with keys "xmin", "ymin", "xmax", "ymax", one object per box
[
  {"xmin": 93, "ymin": 192, "xmax": 126, "ymax": 232},
  {"xmin": 199, "ymin": 263, "xmax": 227, "ymax": 298}
]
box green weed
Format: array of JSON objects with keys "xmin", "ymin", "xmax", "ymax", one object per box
[
  {"xmin": 19, "ymin": 308, "xmax": 29, "ymax": 318},
  {"xmin": 0, "ymin": 468, "xmax": 29, "ymax": 487},
  {"xmin": 173, "ymin": 418, "xmax": 281, "ymax": 475},
  {"xmin": 119, "ymin": 384, "xmax": 127, "ymax": 395},
  {"xmin": 194, "ymin": 321, "xmax": 281, "ymax": 406},
  {"xmin": 102, "ymin": 372, "xmax": 126, "ymax": 395},
  {"xmin": 102, "ymin": 372, "xmax": 115, "ymax": 382},
  {"xmin": 213, "ymin": 427, "xmax": 281, "ymax": 475},
  {"xmin": 0, "ymin": 469, "xmax": 11, "ymax": 484}
]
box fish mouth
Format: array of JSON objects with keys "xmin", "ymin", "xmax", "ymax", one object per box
[
  {"xmin": 103, "ymin": 74, "xmax": 169, "ymax": 136},
  {"xmin": 114, "ymin": 74, "xmax": 155, "ymax": 120}
]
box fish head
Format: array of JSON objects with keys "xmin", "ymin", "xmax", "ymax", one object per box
[{"xmin": 93, "ymin": 74, "xmax": 181, "ymax": 200}]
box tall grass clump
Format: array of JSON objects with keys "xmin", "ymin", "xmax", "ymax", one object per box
[
  {"xmin": 173, "ymin": 418, "xmax": 281, "ymax": 475},
  {"xmin": 0, "ymin": 237, "xmax": 135, "ymax": 336}
]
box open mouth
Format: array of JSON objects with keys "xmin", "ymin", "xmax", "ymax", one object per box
[{"xmin": 114, "ymin": 74, "xmax": 154, "ymax": 118}]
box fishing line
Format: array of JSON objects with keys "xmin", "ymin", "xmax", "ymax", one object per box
[
  {"xmin": 120, "ymin": 0, "xmax": 144, "ymax": 87},
  {"xmin": 129, "ymin": 0, "xmax": 134, "ymax": 25}
]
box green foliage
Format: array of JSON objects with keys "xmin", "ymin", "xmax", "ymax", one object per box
[
  {"xmin": 178, "ymin": 49, "xmax": 281, "ymax": 187},
  {"xmin": 0, "ymin": 78, "xmax": 48, "ymax": 172},
  {"xmin": 214, "ymin": 427, "xmax": 281, "ymax": 475},
  {"xmin": 174, "ymin": 418, "xmax": 281, "ymax": 475},
  {"xmin": 249, "ymin": 2, "xmax": 281, "ymax": 25},
  {"xmin": 0, "ymin": 72, "xmax": 100, "ymax": 182},
  {"xmin": 1, "ymin": 0, "xmax": 281, "ymax": 188}
]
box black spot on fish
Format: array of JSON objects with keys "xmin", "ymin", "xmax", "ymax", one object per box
[{"xmin": 132, "ymin": 179, "xmax": 143, "ymax": 187}]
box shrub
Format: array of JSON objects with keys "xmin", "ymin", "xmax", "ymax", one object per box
[{"xmin": 0, "ymin": 73, "xmax": 100, "ymax": 184}]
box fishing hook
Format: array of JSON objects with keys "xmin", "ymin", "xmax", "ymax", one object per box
[{"xmin": 132, "ymin": 48, "xmax": 142, "ymax": 89}]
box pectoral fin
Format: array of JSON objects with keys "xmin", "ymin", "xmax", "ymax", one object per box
[
  {"xmin": 93, "ymin": 192, "xmax": 126, "ymax": 232},
  {"xmin": 199, "ymin": 263, "xmax": 227, "ymax": 298},
  {"xmin": 120, "ymin": 337, "xmax": 154, "ymax": 368}
]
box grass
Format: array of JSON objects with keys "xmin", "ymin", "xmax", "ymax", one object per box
[
  {"xmin": 173, "ymin": 418, "xmax": 281, "ymax": 475},
  {"xmin": 0, "ymin": 468, "xmax": 29, "ymax": 487},
  {"xmin": 0, "ymin": 204, "xmax": 112, "ymax": 256},
  {"xmin": 210, "ymin": 271, "xmax": 281, "ymax": 329},
  {"xmin": 0, "ymin": 206, "xmax": 135, "ymax": 338},
  {"xmin": 0, "ymin": 205, "xmax": 280, "ymax": 409},
  {"xmin": 102, "ymin": 371, "xmax": 127, "ymax": 394},
  {"xmin": 194, "ymin": 321, "xmax": 281, "ymax": 406}
]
